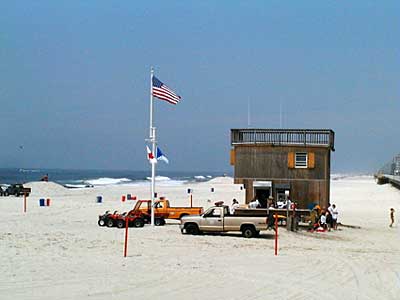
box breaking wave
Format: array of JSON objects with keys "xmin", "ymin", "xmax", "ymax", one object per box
[
  {"xmin": 144, "ymin": 176, "xmax": 187, "ymax": 186},
  {"xmin": 84, "ymin": 177, "xmax": 132, "ymax": 186},
  {"xmin": 146, "ymin": 176, "xmax": 172, "ymax": 181}
]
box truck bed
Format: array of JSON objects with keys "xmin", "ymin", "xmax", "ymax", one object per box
[
  {"xmin": 234, "ymin": 208, "xmax": 311, "ymax": 217},
  {"xmin": 168, "ymin": 206, "xmax": 202, "ymax": 210}
]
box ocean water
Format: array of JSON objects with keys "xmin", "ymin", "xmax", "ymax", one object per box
[{"xmin": 0, "ymin": 168, "xmax": 227, "ymax": 187}]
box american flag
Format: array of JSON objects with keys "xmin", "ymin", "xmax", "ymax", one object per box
[{"xmin": 152, "ymin": 76, "xmax": 181, "ymax": 105}]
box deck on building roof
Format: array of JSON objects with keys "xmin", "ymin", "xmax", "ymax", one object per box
[{"xmin": 231, "ymin": 129, "xmax": 335, "ymax": 151}]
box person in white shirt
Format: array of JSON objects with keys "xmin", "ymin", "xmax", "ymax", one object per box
[
  {"xmin": 319, "ymin": 212, "xmax": 327, "ymax": 230},
  {"xmin": 328, "ymin": 203, "xmax": 333, "ymax": 215},
  {"xmin": 331, "ymin": 204, "xmax": 338, "ymax": 230},
  {"xmin": 230, "ymin": 199, "xmax": 240, "ymax": 214},
  {"xmin": 248, "ymin": 198, "xmax": 260, "ymax": 209}
]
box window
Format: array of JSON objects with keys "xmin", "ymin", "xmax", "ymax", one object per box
[
  {"xmin": 295, "ymin": 152, "xmax": 308, "ymax": 168},
  {"xmin": 205, "ymin": 208, "xmax": 221, "ymax": 217},
  {"xmin": 155, "ymin": 202, "xmax": 164, "ymax": 208},
  {"xmin": 224, "ymin": 206, "xmax": 230, "ymax": 216}
]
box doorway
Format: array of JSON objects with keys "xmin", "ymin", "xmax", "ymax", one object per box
[{"xmin": 254, "ymin": 188, "xmax": 270, "ymax": 208}]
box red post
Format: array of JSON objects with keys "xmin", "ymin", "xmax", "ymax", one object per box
[
  {"xmin": 190, "ymin": 194, "xmax": 193, "ymax": 208},
  {"xmin": 274, "ymin": 213, "xmax": 278, "ymax": 256},
  {"xmin": 23, "ymin": 192, "xmax": 27, "ymax": 213},
  {"xmin": 124, "ymin": 217, "xmax": 129, "ymax": 257}
]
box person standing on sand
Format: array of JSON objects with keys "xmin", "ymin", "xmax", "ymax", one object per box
[
  {"xmin": 331, "ymin": 204, "xmax": 338, "ymax": 230},
  {"xmin": 389, "ymin": 208, "xmax": 395, "ymax": 227}
]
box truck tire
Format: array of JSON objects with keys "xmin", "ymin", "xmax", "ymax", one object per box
[
  {"xmin": 106, "ymin": 219, "xmax": 114, "ymax": 227},
  {"xmin": 185, "ymin": 223, "xmax": 200, "ymax": 235},
  {"xmin": 154, "ymin": 218, "xmax": 165, "ymax": 226},
  {"xmin": 242, "ymin": 226, "xmax": 256, "ymax": 238},
  {"xmin": 98, "ymin": 219, "xmax": 106, "ymax": 226},
  {"xmin": 116, "ymin": 219, "xmax": 125, "ymax": 229},
  {"xmin": 133, "ymin": 218, "xmax": 144, "ymax": 228}
]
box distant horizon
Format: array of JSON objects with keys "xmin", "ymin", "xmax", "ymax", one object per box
[
  {"xmin": 0, "ymin": 167, "xmax": 233, "ymax": 174},
  {"xmin": 0, "ymin": 166, "xmax": 376, "ymax": 175}
]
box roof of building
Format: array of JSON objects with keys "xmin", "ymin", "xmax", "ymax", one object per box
[{"xmin": 231, "ymin": 128, "xmax": 335, "ymax": 151}]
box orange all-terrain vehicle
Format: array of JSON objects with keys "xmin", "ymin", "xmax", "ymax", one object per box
[{"xmin": 98, "ymin": 200, "xmax": 167, "ymax": 228}]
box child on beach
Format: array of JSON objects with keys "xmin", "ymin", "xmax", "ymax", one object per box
[
  {"xmin": 389, "ymin": 208, "xmax": 395, "ymax": 227},
  {"xmin": 331, "ymin": 204, "xmax": 338, "ymax": 230},
  {"xmin": 319, "ymin": 211, "xmax": 327, "ymax": 230}
]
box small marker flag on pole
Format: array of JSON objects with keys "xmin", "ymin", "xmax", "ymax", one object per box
[
  {"xmin": 156, "ymin": 147, "xmax": 169, "ymax": 164},
  {"xmin": 146, "ymin": 146, "xmax": 157, "ymax": 164}
]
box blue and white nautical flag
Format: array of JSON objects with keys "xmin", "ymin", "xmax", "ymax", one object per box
[{"xmin": 156, "ymin": 147, "xmax": 169, "ymax": 164}]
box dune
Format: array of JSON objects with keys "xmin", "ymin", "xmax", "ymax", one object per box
[{"xmin": 24, "ymin": 181, "xmax": 68, "ymax": 196}]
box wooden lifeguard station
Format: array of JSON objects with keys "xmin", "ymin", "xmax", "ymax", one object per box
[{"xmin": 230, "ymin": 129, "xmax": 335, "ymax": 209}]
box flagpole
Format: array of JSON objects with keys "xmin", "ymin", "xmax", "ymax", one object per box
[
  {"xmin": 151, "ymin": 128, "xmax": 156, "ymax": 227},
  {"xmin": 150, "ymin": 67, "xmax": 154, "ymax": 138},
  {"xmin": 149, "ymin": 67, "xmax": 156, "ymax": 226}
]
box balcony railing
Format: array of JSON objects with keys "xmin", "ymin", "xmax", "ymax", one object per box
[{"xmin": 231, "ymin": 129, "xmax": 335, "ymax": 151}]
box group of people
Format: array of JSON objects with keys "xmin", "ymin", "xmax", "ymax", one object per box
[
  {"xmin": 309, "ymin": 203, "xmax": 338, "ymax": 231},
  {"xmin": 232, "ymin": 198, "xmax": 396, "ymax": 231}
]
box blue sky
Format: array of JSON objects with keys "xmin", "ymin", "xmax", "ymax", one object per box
[{"xmin": 1, "ymin": 1, "xmax": 399, "ymax": 172}]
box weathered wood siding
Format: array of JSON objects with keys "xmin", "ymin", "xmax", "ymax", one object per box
[
  {"xmin": 233, "ymin": 145, "xmax": 331, "ymax": 208},
  {"xmin": 234, "ymin": 145, "xmax": 328, "ymax": 180}
]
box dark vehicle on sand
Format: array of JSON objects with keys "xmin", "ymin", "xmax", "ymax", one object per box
[{"xmin": 5, "ymin": 184, "xmax": 31, "ymax": 197}]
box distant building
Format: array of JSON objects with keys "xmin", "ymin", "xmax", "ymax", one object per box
[
  {"xmin": 230, "ymin": 129, "xmax": 335, "ymax": 209},
  {"xmin": 394, "ymin": 154, "xmax": 400, "ymax": 176}
]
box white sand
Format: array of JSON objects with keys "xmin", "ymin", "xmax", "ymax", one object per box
[{"xmin": 0, "ymin": 176, "xmax": 399, "ymax": 300}]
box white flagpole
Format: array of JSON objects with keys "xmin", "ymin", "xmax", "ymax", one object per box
[
  {"xmin": 149, "ymin": 67, "xmax": 154, "ymax": 138},
  {"xmin": 149, "ymin": 67, "xmax": 156, "ymax": 226}
]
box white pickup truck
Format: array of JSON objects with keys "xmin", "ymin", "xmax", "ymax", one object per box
[{"xmin": 179, "ymin": 205, "xmax": 269, "ymax": 238}]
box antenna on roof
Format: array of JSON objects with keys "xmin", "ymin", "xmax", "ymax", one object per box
[
  {"xmin": 247, "ymin": 98, "xmax": 251, "ymax": 128},
  {"xmin": 280, "ymin": 101, "xmax": 282, "ymax": 129}
]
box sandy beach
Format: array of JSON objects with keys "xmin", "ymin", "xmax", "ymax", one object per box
[{"xmin": 0, "ymin": 176, "xmax": 399, "ymax": 300}]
